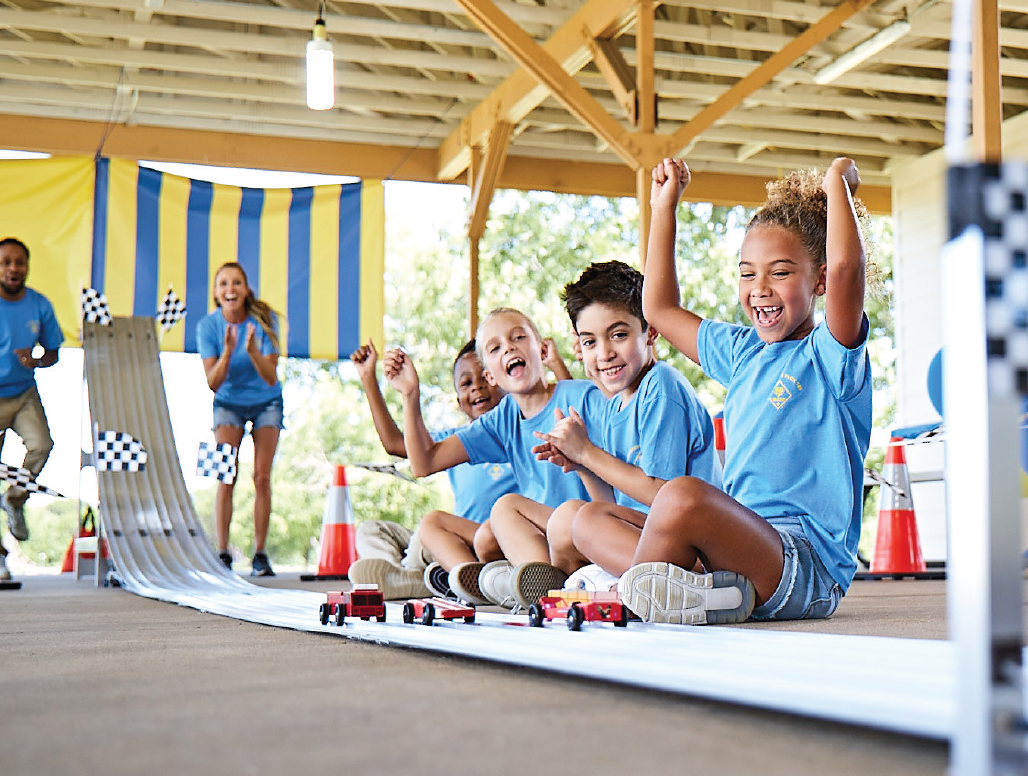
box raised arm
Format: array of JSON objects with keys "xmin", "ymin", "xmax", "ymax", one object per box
[
  {"xmin": 384, "ymin": 349, "xmax": 470, "ymax": 478},
  {"xmin": 542, "ymin": 337, "xmax": 573, "ymax": 382},
  {"xmin": 202, "ymin": 323, "xmax": 236, "ymax": 392},
  {"xmin": 822, "ymin": 157, "xmax": 867, "ymax": 349},
  {"xmin": 351, "ymin": 339, "xmax": 406, "ymax": 457},
  {"xmin": 642, "ymin": 158, "xmax": 704, "ymax": 365},
  {"xmin": 244, "ymin": 324, "xmax": 279, "ymax": 387}
]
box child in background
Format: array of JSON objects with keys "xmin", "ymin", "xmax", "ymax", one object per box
[
  {"xmin": 619, "ymin": 156, "xmax": 872, "ymax": 625},
  {"xmin": 347, "ymin": 339, "xmax": 517, "ymax": 599},
  {"xmin": 386, "ymin": 308, "xmax": 606, "ymax": 606},
  {"xmin": 493, "ymin": 260, "xmax": 720, "ymax": 607}
]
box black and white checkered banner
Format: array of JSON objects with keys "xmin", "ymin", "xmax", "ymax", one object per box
[
  {"xmin": 81, "ymin": 287, "xmax": 112, "ymax": 326},
  {"xmin": 0, "ymin": 464, "xmax": 63, "ymax": 498},
  {"xmin": 95, "ymin": 431, "xmax": 147, "ymax": 472},
  {"xmin": 950, "ymin": 162, "xmax": 1028, "ymax": 399},
  {"xmin": 352, "ymin": 462, "xmax": 415, "ymax": 482},
  {"xmin": 156, "ymin": 285, "xmax": 186, "ymax": 332},
  {"xmin": 196, "ymin": 442, "xmax": 237, "ymax": 484}
]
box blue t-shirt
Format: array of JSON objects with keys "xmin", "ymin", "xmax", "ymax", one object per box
[
  {"xmin": 698, "ymin": 318, "xmax": 872, "ymax": 591},
  {"xmin": 196, "ymin": 310, "xmax": 282, "ymax": 407},
  {"xmin": 456, "ymin": 380, "xmax": 607, "ymax": 508},
  {"xmin": 0, "ymin": 288, "xmax": 63, "ymax": 397},
  {"xmin": 601, "ymin": 361, "xmax": 721, "ymax": 512},
  {"xmin": 431, "ymin": 427, "xmax": 517, "ymax": 524}
]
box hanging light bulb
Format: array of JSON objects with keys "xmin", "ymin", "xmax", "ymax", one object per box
[{"xmin": 306, "ymin": 2, "xmax": 334, "ymax": 111}]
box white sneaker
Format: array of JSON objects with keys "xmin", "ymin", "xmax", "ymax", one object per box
[
  {"xmin": 448, "ymin": 561, "xmax": 490, "ymax": 606},
  {"xmin": 0, "ymin": 555, "xmax": 10, "ymax": 581},
  {"xmin": 564, "ymin": 563, "xmax": 619, "ymax": 592},
  {"xmin": 2, "ymin": 492, "xmax": 28, "ymax": 542},
  {"xmin": 512, "ymin": 562, "xmax": 568, "ymax": 609},
  {"xmin": 349, "ymin": 557, "xmax": 431, "ymax": 600},
  {"xmin": 617, "ymin": 562, "xmax": 756, "ymax": 625},
  {"xmin": 423, "ymin": 562, "xmax": 453, "ymax": 598},
  {"xmin": 478, "ymin": 561, "xmax": 516, "ymax": 608}
]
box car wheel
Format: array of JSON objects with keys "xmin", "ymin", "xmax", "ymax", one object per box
[
  {"xmin": 376, "ymin": 613, "xmax": 386, "ymax": 623},
  {"xmin": 615, "ymin": 603, "xmax": 629, "ymax": 627},
  {"xmin": 464, "ymin": 613, "xmax": 475, "ymax": 624},
  {"xmin": 567, "ymin": 603, "xmax": 584, "ymax": 631},
  {"xmin": 319, "ymin": 603, "xmax": 330, "ymax": 626},
  {"xmin": 335, "ymin": 604, "xmax": 345, "ymax": 626},
  {"xmin": 402, "ymin": 603, "xmax": 415, "ymax": 624},
  {"xmin": 528, "ymin": 603, "xmax": 544, "ymax": 628},
  {"xmin": 421, "ymin": 602, "xmax": 435, "ymax": 626}
]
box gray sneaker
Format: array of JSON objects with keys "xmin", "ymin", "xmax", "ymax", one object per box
[
  {"xmin": 448, "ymin": 561, "xmax": 490, "ymax": 606},
  {"xmin": 512, "ymin": 561, "xmax": 568, "ymax": 609},
  {"xmin": 2, "ymin": 493, "xmax": 28, "ymax": 542},
  {"xmin": 617, "ymin": 562, "xmax": 755, "ymax": 625},
  {"xmin": 478, "ymin": 560, "xmax": 516, "ymax": 608},
  {"xmin": 349, "ymin": 557, "xmax": 431, "ymax": 600},
  {"xmin": 0, "ymin": 554, "xmax": 10, "ymax": 581}
]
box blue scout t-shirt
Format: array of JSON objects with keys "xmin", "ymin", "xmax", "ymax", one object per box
[
  {"xmin": 431, "ymin": 427, "xmax": 517, "ymax": 524},
  {"xmin": 456, "ymin": 379, "xmax": 606, "ymax": 508},
  {"xmin": 0, "ymin": 288, "xmax": 63, "ymax": 397},
  {"xmin": 601, "ymin": 360, "xmax": 721, "ymax": 512},
  {"xmin": 698, "ymin": 318, "xmax": 872, "ymax": 590},
  {"xmin": 196, "ymin": 310, "xmax": 282, "ymax": 407}
]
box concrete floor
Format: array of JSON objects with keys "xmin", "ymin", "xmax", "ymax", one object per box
[{"xmin": 0, "ymin": 572, "xmax": 959, "ymax": 776}]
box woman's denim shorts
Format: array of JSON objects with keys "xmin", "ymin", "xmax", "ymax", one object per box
[
  {"xmin": 212, "ymin": 396, "xmax": 284, "ymax": 433},
  {"xmin": 750, "ymin": 516, "xmax": 842, "ymax": 621}
]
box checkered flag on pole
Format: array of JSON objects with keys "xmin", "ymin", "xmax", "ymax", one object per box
[
  {"xmin": 352, "ymin": 462, "xmax": 415, "ymax": 482},
  {"xmin": 156, "ymin": 285, "xmax": 186, "ymax": 333},
  {"xmin": 81, "ymin": 288, "xmax": 112, "ymax": 326},
  {"xmin": 0, "ymin": 463, "xmax": 63, "ymax": 497},
  {"xmin": 196, "ymin": 442, "xmax": 237, "ymax": 484},
  {"xmin": 95, "ymin": 431, "xmax": 147, "ymax": 472}
]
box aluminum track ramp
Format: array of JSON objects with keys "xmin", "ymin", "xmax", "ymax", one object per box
[{"xmin": 79, "ymin": 318, "xmax": 1024, "ymax": 742}]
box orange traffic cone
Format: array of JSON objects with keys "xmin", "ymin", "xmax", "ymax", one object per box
[
  {"xmin": 301, "ymin": 465, "xmax": 358, "ymax": 580},
  {"xmin": 712, "ymin": 414, "xmax": 726, "ymax": 467},
  {"xmin": 870, "ymin": 437, "xmax": 926, "ymax": 575}
]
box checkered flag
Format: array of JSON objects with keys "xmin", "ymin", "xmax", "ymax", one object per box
[
  {"xmin": 0, "ymin": 464, "xmax": 63, "ymax": 498},
  {"xmin": 81, "ymin": 287, "xmax": 112, "ymax": 326},
  {"xmin": 352, "ymin": 462, "xmax": 414, "ymax": 482},
  {"xmin": 156, "ymin": 285, "xmax": 186, "ymax": 332},
  {"xmin": 196, "ymin": 442, "xmax": 237, "ymax": 484},
  {"xmin": 95, "ymin": 431, "xmax": 147, "ymax": 472}
]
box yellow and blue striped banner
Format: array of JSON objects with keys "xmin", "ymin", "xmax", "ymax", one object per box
[
  {"xmin": 0, "ymin": 155, "xmax": 95, "ymax": 344},
  {"xmin": 92, "ymin": 158, "xmax": 384, "ymax": 358}
]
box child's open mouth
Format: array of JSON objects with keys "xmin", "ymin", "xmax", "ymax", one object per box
[
  {"xmin": 600, "ymin": 364, "xmax": 624, "ymax": 380},
  {"xmin": 505, "ymin": 356, "xmax": 526, "ymax": 376},
  {"xmin": 754, "ymin": 305, "xmax": 782, "ymax": 326}
]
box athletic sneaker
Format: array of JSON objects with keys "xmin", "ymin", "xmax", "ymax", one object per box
[
  {"xmin": 2, "ymin": 492, "xmax": 28, "ymax": 542},
  {"xmin": 250, "ymin": 552, "xmax": 275, "ymax": 577},
  {"xmin": 0, "ymin": 554, "xmax": 10, "ymax": 581},
  {"xmin": 423, "ymin": 562, "xmax": 453, "ymax": 598},
  {"xmin": 478, "ymin": 560, "xmax": 516, "ymax": 608},
  {"xmin": 448, "ymin": 561, "xmax": 490, "ymax": 606},
  {"xmin": 564, "ymin": 563, "xmax": 619, "ymax": 592},
  {"xmin": 618, "ymin": 562, "xmax": 755, "ymax": 625},
  {"xmin": 218, "ymin": 551, "xmax": 233, "ymax": 570},
  {"xmin": 512, "ymin": 561, "xmax": 568, "ymax": 609},
  {"xmin": 349, "ymin": 557, "xmax": 430, "ymax": 599}
]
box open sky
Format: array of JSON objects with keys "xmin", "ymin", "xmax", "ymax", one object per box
[{"xmin": 0, "ymin": 150, "xmax": 468, "ymax": 506}]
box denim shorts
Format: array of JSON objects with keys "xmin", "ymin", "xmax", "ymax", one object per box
[
  {"xmin": 750, "ymin": 517, "xmax": 842, "ymax": 621},
  {"xmin": 212, "ymin": 396, "xmax": 284, "ymax": 432}
]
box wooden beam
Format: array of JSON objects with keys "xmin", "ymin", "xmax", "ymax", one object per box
[
  {"xmin": 469, "ymin": 122, "xmax": 514, "ymax": 241},
  {"xmin": 973, "ymin": 0, "xmax": 1003, "ymax": 162},
  {"xmin": 591, "ymin": 39, "xmax": 637, "ymax": 124},
  {"xmin": 636, "ymin": 0, "xmax": 656, "ymax": 135},
  {"xmin": 668, "ymin": 0, "xmax": 876, "ymax": 152},
  {"xmin": 438, "ymin": 0, "xmax": 638, "ymax": 180},
  {"xmin": 637, "ymin": 166, "xmax": 651, "ymax": 269}
]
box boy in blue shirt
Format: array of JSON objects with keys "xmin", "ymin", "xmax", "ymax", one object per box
[
  {"xmin": 386, "ymin": 308, "xmax": 606, "ymax": 605},
  {"xmin": 0, "ymin": 238, "xmax": 62, "ymax": 581},
  {"xmin": 347, "ymin": 338, "xmax": 518, "ymax": 599},
  {"xmin": 495, "ymin": 260, "xmax": 721, "ymax": 607}
]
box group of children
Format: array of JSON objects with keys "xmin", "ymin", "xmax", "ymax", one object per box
[{"xmin": 348, "ymin": 156, "xmax": 872, "ymax": 626}]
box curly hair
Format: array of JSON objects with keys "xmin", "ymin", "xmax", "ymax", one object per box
[
  {"xmin": 561, "ymin": 259, "xmax": 646, "ymax": 333},
  {"xmin": 747, "ymin": 169, "xmax": 877, "ymax": 288}
]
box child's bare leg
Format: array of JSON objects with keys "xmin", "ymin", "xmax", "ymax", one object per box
[
  {"xmin": 543, "ymin": 500, "xmax": 588, "ymax": 573},
  {"xmin": 572, "ymin": 501, "xmax": 647, "ymax": 576},
  {"xmin": 472, "ymin": 520, "xmax": 504, "ymax": 563},
  {"xmin": 633, "ymin": 476, "xmax": 784, "ymax": 604},
  {"xmin": 416, "ymin": 510, "xmax": 478, "ymax": 571},
  {"xmin": 489, "ymin": 493, "xmax": 555, "ymax": 566}
]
